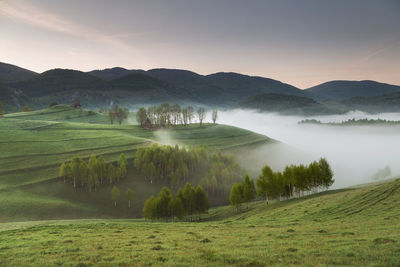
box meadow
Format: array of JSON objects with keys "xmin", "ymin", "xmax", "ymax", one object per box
[
  {"xmin": 0, "ymin": 105, "xmax": 272, "ymax": 222},
  {"xmin": 0, "ymin": 178, "xmax": 399, "ymax": 266}
]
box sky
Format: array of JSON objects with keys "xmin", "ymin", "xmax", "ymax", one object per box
[{"xmin": 0, "ymin": 0, "xmax": 399, "ymax": 88}]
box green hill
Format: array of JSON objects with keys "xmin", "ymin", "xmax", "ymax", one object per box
[
  {"xmin": 0, "ymin": 178, "xmax": 398, "ymax": 266},
  {"xmin": 0, "ymin": 105, "xmax": 273, "ymax": 222}
]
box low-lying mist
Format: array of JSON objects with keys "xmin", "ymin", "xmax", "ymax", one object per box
[{"xmin": 217, "ymin": 109, "xmax": 400, "ymax": 189}]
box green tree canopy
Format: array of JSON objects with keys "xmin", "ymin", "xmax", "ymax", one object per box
[
  {"xmin": 229, "ymin": 182, "xmax": 244, "ymax": 210},
  {"xmin": 111, "ymin": 186, "xmax": 120, "ymax": 207},
  {"xmin": 125, "ymin": 188, "xmax": 134, "ymax": 208}
]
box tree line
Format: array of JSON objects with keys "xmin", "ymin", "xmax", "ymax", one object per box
[
  {"xmin": 136, "ymin": 103, "xmax": 218, "ymax": 128},
  {"xmin": 143, "ymin": 183, "xmax": 209, "ymax": 221},
  {"xmin": 59, "ymin": 153, "xmax": 128, "ymax": 191},
  {"xmin": 229, "ymin": 158, "xmax": 334, "ymax": 209},
  {"xmin": 134, "ymin": 144, "xmax": 243, "ymax": 197}
]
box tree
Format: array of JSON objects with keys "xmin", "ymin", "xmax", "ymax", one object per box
[
  {"xmin": 118, "ymin": 153, "xmax": 128, "ymax": 167},
  {"xmin": 229, "ymin": 182, "xmax": 244, "ymax": 211},
  {"xmin": 169, "ymin": 197, "xmax": 184, "ymax": 221},
  {"xmin": 155, "ymin": 187, "xmax": 173, "ymax": 220},
  {"xmin": 88, "ymin": 154, "xmax": 98, "ymax": 192},
  {"xmin": 108, "ymin": 164, "xmax": 116, "ymax": 184},
  {"xmin": 212, "ymin": 109, "xmax": 218, "ymax": 124},
  {"xmin": 0, "ymin": 103, "xmax": 3, "ymax": 117},
  {"xmin": 108, "ymin": 110, "xmax": 116, "ymax": 124},
  {"xmin": 21, "ymin": 105, "xmax": 31, "ymax": 112},
  {"xmin": 194, "ymin": 185, "xmax": 209, "ymax": 216},
  {"xmin": 242, "ymin": 175, "xmax": 256, "ymax": 208},
  {"xmin": 59, "ymin": 162, "xmax": 68, "ymax": 183},
  {"xmin": 125, "ymin": 188, "xmax": 134, "ymax": 208},
  {"xmin": 319, "ymin": 158, "xmax": 334, "ymax": 189},
  {"xmin": 197, "ymin": 107, "xmax": 205, "ymax": 126},
  {"xmin": 118, "ymin": 161, "xmax": 127, "ymax": 182},
  {"xmin": 115, "ymin": 107, "xmax": 129, "ymax": 124},
  {"xmin": 111, "ymin": 186, "xmax": 120, "ymax": 207},
  {"xmin": 143, "ymin": 195, "xmax": 156, "ymax": 220},
  {"xmin": 79, "ymin": 161, "xmax": 88, "ymax": 188},
  {"xmin": 70, "ymin": 156, "xmax": 82, "ymax": 189},
  {"xmin": 256, "ymin": 165, "xmax": 273, "ymax": 203},
  {"xmin": 182, "ymin": 183, "xmax": 195, "ymax": 218},
  {"xmin": 97, "ymin": 156, "xmax": 106, "ymax": 185},
  {"xmin": 181, "ymin": 108, "xmax": 188, "ymax": 126},
  {"xmin": 187, "ymin": 106, "xmax": 194, "ymax": 124},
  {"xmin": 136, "ymin": 107, "xmax": 147, "ymax": 127}
]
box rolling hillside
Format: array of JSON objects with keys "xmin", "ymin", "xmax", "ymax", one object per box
[
  {"xmin": 0, "ymin": 105, "xmax": 273, "ymax": 222},
  {"xmin": 0, "ymin": 178, "xmax": 398, "ymax": 266}
]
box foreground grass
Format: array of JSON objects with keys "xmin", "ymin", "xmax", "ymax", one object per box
[{"xmin": 1, "ymin": 178, "xmax": 399, "ymax": 266}]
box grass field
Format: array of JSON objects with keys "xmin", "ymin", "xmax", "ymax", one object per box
[
  {"xmin": 0, "ymin": 105, "xmax": 273, "ymax": 222},
  {"xmin": 0, "ymin": 178, "xmax": 399, "ymax": 266}
]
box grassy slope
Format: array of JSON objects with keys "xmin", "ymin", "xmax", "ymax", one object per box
[
  {"xmin": 0, "ymin": 178, "xmax": 399, "ymax": 266},
  {"xmin": 0, "ymin": 105, "xmax": 272, "ymax": 222}
]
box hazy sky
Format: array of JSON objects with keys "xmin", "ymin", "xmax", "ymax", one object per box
[{"xmin": 1, "ymin": 0, "xmax": 399, "ymax": 88}]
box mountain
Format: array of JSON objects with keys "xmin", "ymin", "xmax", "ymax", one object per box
[
  {"xmin": 206, "ymin": 72, "xmax": 304, "ymax": 97},
  {"xmin": 9, "ymin": 69, "xmax": 107, "ymax": 97},
  {"xmin": 90, "ymin": 68, "xmax": 307, "ymax": 104},
  {"xmin": 306, "ymin": 80, "xmax": 400, "ymax": 101},
  {"xmin": 239, "ymin": 93, "xmax": 338, "ymax": 115},
  {"xmin": 0, "ymin": 62, "xmax": 38, "ymax": 83},
  {"xmin": 3, "ymin": 61, "xmax": 400, "ymax": 114},
  {"xmin": 88, "ymin": 67, "xmax": 143, "ymax": 80}
]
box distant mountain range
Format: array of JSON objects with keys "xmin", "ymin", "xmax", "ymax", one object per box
[{"xmin": 1, "ymin": 61, "xmax": 400, "ymax": 114}]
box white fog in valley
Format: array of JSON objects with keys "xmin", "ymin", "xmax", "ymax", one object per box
[{"xmin": 216, "ymin": 109, "xmax": 400, "ymax": 189}]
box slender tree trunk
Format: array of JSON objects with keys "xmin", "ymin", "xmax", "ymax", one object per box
[{"xmin": 128, "ymin": 200, "xmax": 131, "ymax": 208}]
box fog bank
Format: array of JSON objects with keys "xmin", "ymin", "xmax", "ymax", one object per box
[{"xmin": 218, "ymin": 109, "xmax": 400, "ymax": 189}]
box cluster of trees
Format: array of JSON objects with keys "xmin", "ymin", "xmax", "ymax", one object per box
[
  {"xmin": 229, "ymin": 175, "xmax": 257, "ymax": 210},
  {"xmin": 256, "ymin": 158, "xmax": 334, "ymax": 202},
  {"xmin": 134, "ymin": 144, "xmax": 209, "ymax": 185},
  {"xmin": 143, "ymin": 183, "xmax": 209, "ymax": 221},
  {"xmin": 110, "ymin": 186, "xmax": 134, "ymax": 207},
  {"xmin": 229, "ymin": 158, "xmax": 334, "ymax": 210},
  {"xmin": 59, "ymin": 153, "xmax": 128, "ymax": 191},
  {"xmin": 134, "ymin": 144, "xmax": 243, "ymax": 197},
  {"xmin": 108, "ymin": 105, "xmax": 129, "ymax": 124},
  {"xmin": 136, "ymin": 103, "xmax": 218, "ymax": 128}
]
